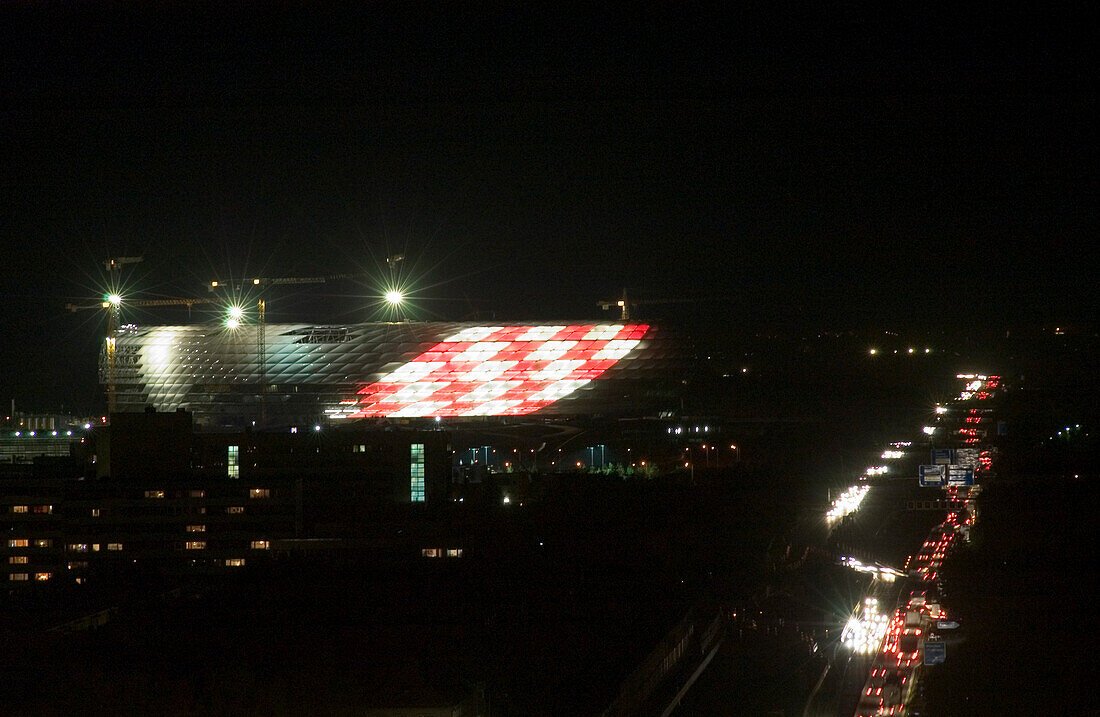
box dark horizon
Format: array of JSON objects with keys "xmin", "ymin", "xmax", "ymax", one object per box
[{"xmin": 2, "ymin": 3, "xmax": 1095, "ymax": 412}]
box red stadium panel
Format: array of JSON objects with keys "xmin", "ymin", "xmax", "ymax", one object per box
[{"xmin": 349, "ymin": 324, "xmax": 650, "ymax": 417}]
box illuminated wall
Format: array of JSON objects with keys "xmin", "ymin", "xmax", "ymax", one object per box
[
  {"xmin": 349, "ymin": 324, "xmax": 649, "ymax": 417},
  {"xmin": 106, "ymin": 321, "xmax": 671, "ymax": 424}
]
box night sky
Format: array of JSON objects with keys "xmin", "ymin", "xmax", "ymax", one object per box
[{"xmin": 2, "ymin": 3, "xmax": 1095, "ymax": 412}]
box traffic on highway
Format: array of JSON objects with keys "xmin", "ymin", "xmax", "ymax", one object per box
[{"xmin": 805, "ymin": 374, "xmax": 999, "ymax": 716}]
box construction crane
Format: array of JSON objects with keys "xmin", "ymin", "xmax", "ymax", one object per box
[
  {"xmin": 207, "ymin": 273, "xmax": 359, "ymax": 424},
  {"xmin": 67, "ymin": 288, "xmax": 217, "ymax": 414},
  {"xmin": 104, "ymin": 256, "xmax": 143, "ymax": 272},
  {"xmin": 597, "ymin": 288, "xmax": 691, "ymax": 321}
]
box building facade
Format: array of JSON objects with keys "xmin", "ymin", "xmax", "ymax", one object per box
[
  {"xmin": 102, "ymin": 321, "xmax": 682, "ymax": 428},
  {"xmin": 2, "ymin": 413, "xmax": 449, "ymax": 590}
]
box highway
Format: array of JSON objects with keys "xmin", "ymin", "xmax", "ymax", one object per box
[
  {"xmin": 666, "ymin": 373, "xmax": 1000, "ymax": 716},
  {"xmin": 800, "ymin": 376, "xmax": 996, "ymax": 717}
]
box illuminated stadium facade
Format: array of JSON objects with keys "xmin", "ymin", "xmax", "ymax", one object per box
[{"xmin": 102, "ymin": 321, "xmax": 683, "ymax": 428}]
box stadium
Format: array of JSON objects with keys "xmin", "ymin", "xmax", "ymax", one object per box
[{"xmin": 103, "ymin": 320, "xmax": 686, "ymax": 429}]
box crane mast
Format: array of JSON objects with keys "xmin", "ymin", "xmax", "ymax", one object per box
[
  {"xmin": 598, "ymin": 288, "xmax": 690, "ymax": 321},
  {"xmin": 207, "ymin": 273, "xmax": 357, "ymax": 426},
  {"xmin": 67, "ymin": 280, "xmax": 216, "ymax": 417}
]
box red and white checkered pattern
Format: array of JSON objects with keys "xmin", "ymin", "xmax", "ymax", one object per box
[{"xmin": 350, "ymin": 324, "xmax": 650, "ymax": 417}]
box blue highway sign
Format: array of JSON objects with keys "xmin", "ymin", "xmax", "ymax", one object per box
[
  {"xmin": 946, "ymin": 466, "xmax": 975, "ymax": 486},
  {"xmin": 924, "ymin": 639, "xmax": 946, "ymax": 665},
  {"xmin": 919, "ymin": 465, "xmax": 946, "ymax": 487},
  {"xmin": 931, "ymin": 449, "xmax": 955, "ymax": 465}
]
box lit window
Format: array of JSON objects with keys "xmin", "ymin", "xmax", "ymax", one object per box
[
  {"xmin": 410, "ymin": 443, "xmax": 425, "ymax": 503},
  {"xmin": 9, "ymin": 556, "xmax": 29, "ymax": 564},
  {"xmin": 225, "ymin": 558, "xmax": 245, "ymax": 567},
  {"xmin": 227, "ymin": 445, "xmax": 239, "ymax": 479},
  {"xmin": 91, "ymin": 508, "xmax": 100, "ymax": 517},
  {"xmin": 67, "ymin": 543, "xmax": 89, "ymax": 552},
  {"xmin": 421, "ymin": 548, "xmax": 441, "ymax": 558},
  {"xmin": 227, "ymin": 506, "xmax": 245, "ymax": 514},
  {"xmin": 144, "ymin": 490, "xmax": 165, "ymax": 499},
  {"xmin": 35, "ymin": 572, "xmax": 51, "ymax": 581},
  {"xmin": 446, "ymin": 548, "xmax": 463, "ymax": 558},
  {"xmin": 189, "ymin": 490, "xmax": 205, "ymax": 498},
  {"xmin": 32, "ymin": 505, "xmax": 52, "ymax": 514},
  {"xmin": 11, "ymin": 505, "xmax": 28, "ymax": 513},
  {"xmin": 186, "ymin": 525, "xmax": 206, "ymax": 533},
  {"xmin": 107, "ymin": 543, "xmax": 123, "ymax": 551},
  {"xmin": 92, "ymin": 544, "xmax": 100, "ymax": 551},
  {"xmin": 34, "ymin": 539, "xmax": 51, "ymax": 548},
  {"xmin": 249, "ymin": 488, "xmax": 269, "ymax": 499},
  {"xmin": 9, "ymin": 573, "xmax": 28, "ymax": 581},
  {"xmin": 67, "ymin": 561, "xmax": 89, "ymax": 570},
  {"xmin": 185, "ymin": 541, "xmax": 206, "ymax": 550},
  {"xmin": 8, "ymin": 539, "xmax": 29, "ymax": 548},
  {"xmin": 250, "ymin": 540, "xmax": 270, "ymax": 550}
]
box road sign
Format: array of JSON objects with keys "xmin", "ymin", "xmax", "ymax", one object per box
[
  {"xmin": 954, "ymin": 448, "xmax": 980, "ymax": 468},
  {"xmin": 931, "ymin": 449, "xmax": 955, "ymax": 465},
  {"xmin": 924, "ymin": 639, "xmax": 946, "ymax": 665},
  {"xmin": 946, "ymin": 465, "xmax": 974, "ymax": 486},
  {"xmin": 919, "ymin": 465, "xmax": 946, "ymax": 487}
]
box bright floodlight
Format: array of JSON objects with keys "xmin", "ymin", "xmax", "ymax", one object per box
[
  {"xmin": 227, "ymin": 305, "xmax": 245, "ymax": 320},
  {"xmin": 226, "ymin": 318, "xmax": 241, "ymax": 330},
  {"xmin": 106, "ymin": 294, "xmax": 122, "ymax": 306},
  {"xmin": 385, "ymin": 290, "xmax": 404, "ymax": 305}
]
